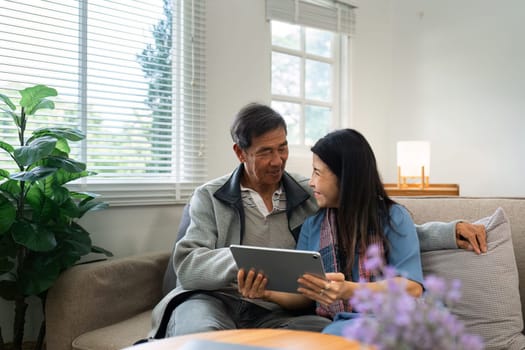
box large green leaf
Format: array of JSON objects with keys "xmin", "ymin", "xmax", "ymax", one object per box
[
  {"xmin": 27, "ymin": 99, "xmax": 55, "ymax": 116},
  {"xmin": 25, "ymin": 186, "xmax": 60, "ymax": 224},
  {"xmin": 38, "ymin": 175, "xmax": 71, "ymax": 206},
  {"xmin": 50, "ymin": 186, "xmax": 70, "ymax": 207},
  {"xmin": 39, "ymin": 170, "xmax": 57, "ymax": 194},
  {"xmin": 36, "ymin": 224, "xmax": 93, "ymax": 271},
  {"xmin": 0, "ymin": 92, "xmax": 16, "ymax": 110},
  {"xmin": 0, "ymin": 194, "xmax": 16, "ymax": 234},
  {"xmin": 0, "ymin": 140, "xmax": 15, "ymax": 155},
  {"xmin": 14, "ymin": 136, "xmax": 57, "ymax": 166},
  {"xmin": 58, "ymin": 197, "xmax": 81, "ymax": 218},
  {"xmin": 53, "ymin": 138, "xmax": 71, "ymax": 154},
  {"xmin": 38, "ymin": 199, "xmax": 59, "ymax": 225},
  {"xmin": 71, "ymin": 191, "xmax": 97, "ymax": 201},
  {"xmin": 59, "ymin": 192, "xmax": 102, "ymax": 219},
  {"xmin": 50, "ymin": 148, "xmax": 70, "ymax": 161},
  {"xmin": 0, "ymin": 179, "xmax": 21, "ymax": 199},
  {"xmin": 11, "ymin": 221, "xmax": 57, "ymax": 252},
  {"xmin": 91, "ymin": 245, "xmax": 113, "ymax": 257},
  {"xmin": 24, "ymin": 184, "xmax": 44, "ymax": 209},
  {"xmin": 0, "ymin": 169, "xmax": 10, "ymax": 179},
  {"xmin": 0, "ymin": 107, "xmax": 21, "ymax": 127},
  {"xmin": 45, "ymin": 156, "xmax": 86, "ymax": 173},
  {"xmin": 60, "ymin": 225, "xmax": 92, "ymax": 256},
  {"xmin": 19, "ymin": 85, "xmax": 57, "ymax": 115},
  {"xmin": 51, "ymin": 250, "xmax": 82, "ymax": 271},
  {"xmin": 61, "ymin": 223, "xmax": 112, "ymax": 257},
  {"xmin": 18, "ymin": 257, "xmax": 61, "ymax": 295},
  {"xmin": 10, "ymin": 166, "xmax": 57, "ymax": 182},
  {"xmin": 31, "ymin": 127, "xmax": 85, "ymax": 142},
  {"xmin": 68, "ymin": 193, "xmax": 106, "ymax": 212},
  {"xmin": 53, "ymin": 168, "xmax": 92, "ymax": 186},
  {"xmin": 78, "ymin": 200, "xmax": 109, "ymax": 217}
]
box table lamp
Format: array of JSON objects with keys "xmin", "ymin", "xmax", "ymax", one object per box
[{"xmin": 396, "ymin": 141, "xmax": 430, "ymax": 188}]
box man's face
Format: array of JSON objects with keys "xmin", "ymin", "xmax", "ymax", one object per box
[{"xmin": 234, "ymin": 127, "xmax": 289, "ymax": 189}]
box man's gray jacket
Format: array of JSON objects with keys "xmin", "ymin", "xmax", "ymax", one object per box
[{"xmin": 149, "ymin": 165, "xmax": 318, "ymax": 338}]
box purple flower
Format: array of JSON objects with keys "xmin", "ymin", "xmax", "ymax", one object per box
[
  {"xmin": 363, "ymin": 255, "xmax": 383, "ymax": 273},
  {"xmin": 343, "ymin": 318, "xmax": 379, "ymax": 345},
  {"xmin": 459, "ymin": 333, "xmax": 485, "ymax": 350},
  {"xmin": 446, "ymin": 279, "xmax": 462, "ymax": 304},
  {"xmin": 424, "ymin": 275, "xmax": 447, "ymax": 299},
  {"xmin": 366, "ymin": 243, "xmax": 382, "ymax": 259},
  {"xmin": 343, "ymin": 245, "xmax": 484, "ymax": 350},
  {"xmin": 382, "ymin": 265, "xmax": 397, "ymax": 279}
]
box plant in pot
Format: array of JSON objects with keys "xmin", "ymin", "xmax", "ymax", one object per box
[{"xmin": 0, "ymin": 85, "xmax": 112, "ymax": 350}]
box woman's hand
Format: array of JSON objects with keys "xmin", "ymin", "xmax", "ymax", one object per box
[
  {"xmin": 237, "ymin": 268, "xmax": 269, "ymax": 299},
  {"xmin": 298, "ymin": 272, "xmax": 352, "ymax": 306}
]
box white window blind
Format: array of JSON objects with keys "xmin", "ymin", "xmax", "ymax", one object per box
[
  {"xmin": 266, "ymin": 0, "xmax": 357, "ymax": 36},
  {"xmin": 0, "ymin": 0, "xmax": 207, "ymax": 206}
]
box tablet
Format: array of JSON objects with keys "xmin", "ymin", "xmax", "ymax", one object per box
[{"xmin": 230, "ymin": 244, "xmax": 325, "ymax": 293}]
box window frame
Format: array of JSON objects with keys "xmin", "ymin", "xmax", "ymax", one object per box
[{"xmin": 270, "ymin": 21, "xmax": 347, "ymax": 150}]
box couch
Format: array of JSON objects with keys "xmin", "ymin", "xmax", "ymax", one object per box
[{"xmin": 45, "ymin": 197, "xmax": 525, "ymax": 350}]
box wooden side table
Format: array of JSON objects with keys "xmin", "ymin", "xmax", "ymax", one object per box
[
  {"xmin": 126, "ymin": 329, "xmax": 361, "ymax": 350},
  {"xmin": 384, "ymin": 183, "xmax": 460, "ymax": 197}
]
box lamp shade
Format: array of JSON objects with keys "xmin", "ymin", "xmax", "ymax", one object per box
[{"xmin": 397, "ymin": 141, "xmax": 431, "ymax": 177}]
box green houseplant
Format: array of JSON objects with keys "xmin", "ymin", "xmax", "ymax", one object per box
[{"xmin": 0, "ymin": 85, "xmax": 112, "ymax": 350}]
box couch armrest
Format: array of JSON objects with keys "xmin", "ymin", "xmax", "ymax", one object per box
[{"xmin": 45, "ymin": 251, "xmax": 170, "ymax": 350}]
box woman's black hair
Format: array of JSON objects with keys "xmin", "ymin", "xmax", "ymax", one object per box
[
  {"xmin": 230, "ymin": 103, "xmax": 287, "ymax": 150},
  {"xmin": 311, "ymin": 128, "xmax": 394, "ymax": 276}
]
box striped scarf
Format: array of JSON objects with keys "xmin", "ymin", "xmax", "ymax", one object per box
[{"xmin": 316, "ymin": 208, "xmax": 385, "ymax": 319}]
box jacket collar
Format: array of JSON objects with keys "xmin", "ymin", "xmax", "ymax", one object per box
[
  {"xmin": 213, "ymin": 164, "xmax": 244, "ymax": 205},
  {"xmin": 214, "ymin": 164, "xmax": 311, "ymax": 211}
]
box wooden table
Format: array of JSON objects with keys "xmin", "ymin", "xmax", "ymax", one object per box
[
  {"xmin": 384, "ymin": 183, "xmax": 460, "ymax": 196},
  {"xmin": 126, "ymin": 329, "xmax": 362, "ymax": 350}
]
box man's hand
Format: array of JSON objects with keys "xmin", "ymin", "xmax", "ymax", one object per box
[
  {"xmin": 237, "ymin": 268, "xmax": 268, "ymax": 299},
  {"xmin": 456, "ymin": 222, "xmax": 487, "ymax": 254}
]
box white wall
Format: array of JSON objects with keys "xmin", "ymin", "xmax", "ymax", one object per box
[
  {"xmin": 206, "ymin": 0, "xmax": 271, "ymax": 179},
  {"xmin": 366, "ymin": 0, "xmax": 525, "ymax": 196},
  {"xmin": 3, "ymin": 0, "xmax": 525, "ymax": 343},
  {"xmin": 348, "ymin": 0, "xmax": 393, "ymax": 174},
  {"xmin": 205, "ymin": 0, "xmax": 525, "ymax": 197}
]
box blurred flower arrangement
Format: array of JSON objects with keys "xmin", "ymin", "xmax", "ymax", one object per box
[{"xmin": 343, "ymin": 244, "xmax": 484, "ymax": 350}]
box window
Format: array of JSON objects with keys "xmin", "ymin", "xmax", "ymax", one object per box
[
  {"xmin": 266, "ymin": 0, "xmax": 356, "ymax": 147},
  {"xmin": 271, "ymin": 21, "xmax": 339, "ymax": 146},
  {"xmin": 0, "ymin": 0, "xmax": 206, "ymax": 205}
]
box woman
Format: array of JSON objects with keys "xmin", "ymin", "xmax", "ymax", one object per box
[{"xmin": 238, "ymin": 128, "xmax": 424, "ymax": 335}]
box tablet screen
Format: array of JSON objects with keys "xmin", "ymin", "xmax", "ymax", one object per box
[{"xmin": 230, "ymin": 245, "xmax": 325, "ymax": 293}]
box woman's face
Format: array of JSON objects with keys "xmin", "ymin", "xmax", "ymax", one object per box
[{"xmin": 309, "ymin": 154, "xmax": 340, "ymax": 208}]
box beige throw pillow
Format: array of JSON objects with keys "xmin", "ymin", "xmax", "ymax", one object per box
[{"xmin": 421, "ymin": 207, "xmax": 525, "ymax": 350}]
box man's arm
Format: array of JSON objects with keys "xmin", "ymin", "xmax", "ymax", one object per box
[
  {"xmin": 416, "ymin": 221, "xmax": 487, "ymax": 254},
  {"xmin": 174, "ymin": 187, "xmax": 239, "ymax": 290}
]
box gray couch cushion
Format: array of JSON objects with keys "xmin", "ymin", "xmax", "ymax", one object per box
[
  {"xmin": 396, "ymin": 196, "xmax": 525, "ymax": 322},
  {"xmin": 72, "ymin": 311, "xmax": 151, "ymax": 350},
  {"xmin": 422, "ymin": 207, "xmax": 525, "ymax": 350}
]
